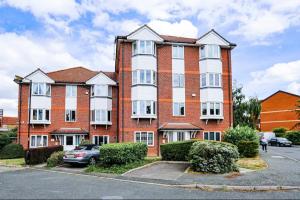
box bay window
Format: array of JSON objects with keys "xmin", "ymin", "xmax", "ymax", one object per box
[
  {"xmin": 173, "ymin": 102, "xmax": 185, "ymax": 116},
  {"xmin": 31, "ymin": 108, "xmax": 50, "ymax": 122},
  {"xmin": 200, "ymin": 44, "xmax": 220, "ymax": 59},
  {"xmin": 132, "ymin": 70, "xmax": 157, "ymax": 85},
  {"xmin": 132, "ymin": 40, "xmax": 155, "ymax": 55},
  {"xmin": 200, "ymin": 73, "xmax": 222, "ymax": 88},
  {"xmin": 32, "ymin": 83, "xmax": 51, "ymax": 96},
  {"xmin": 201, "ymin": 102, "xmax": 223, "ymax": 118},
  {"xmin": 135, "ymin": 131, "xmax": 154, "ymax": 146},
  {"xmin": 172, "ymin": 45, "xmax": 184, "ymax": 59},
  {"xmin": 91, "ymin": 109, "xmax": 111, "ymax": 123},
  {"xmin": 132, "ymin": 100, "xmax": 156, "ymax": 117}
]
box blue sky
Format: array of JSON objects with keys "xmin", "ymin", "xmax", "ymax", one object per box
[{"xmin": 0, "ymin": 0, "xmax": 300, "ymax": 116}]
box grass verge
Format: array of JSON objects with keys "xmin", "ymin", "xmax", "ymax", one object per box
[
  {"xmin": 85, "ymin": 157, "xmax": 161, "ymax": 174},
  {"xmin": 237, "ymin": 156, "xmax": 268, "ymax": 170},
  {"xmin": 0, "ymin": 158, "xmax": 25, "ymax": 167}
]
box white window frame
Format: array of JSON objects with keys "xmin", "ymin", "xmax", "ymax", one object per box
[
  {"xmin": 173, "ymin": 102, "xmax": 185, "ymax": 116},
  {"xmin": 201, "ymin": 102, "xmax": 223, "ymax": 117},
  {"xmin": 200, "ymin": 44, "xmax": 220, "ymax": 59},
  {"xmin": 66, "ymin": 85, "xmax": 77, "ymax": 98},
  {"xmin": 132, "ymin": 40, "xmax": 155, "ymax": 56},
  {"xmin": 31, "ymin": 108, "xmax": 50, "ymax": 122},
  {"xmin": 132, "ymin": 100, "xmax": 156, "ymax": 116},
  {"xmin": 65, "ymin": 109, "xmax": 76, "ymax": 122},
  {"xmin": 30, "ymin": 135, "xmax": 48, "ymax": 148},
  {"xmin": 203, "ymin": 131, "xmax": 221, "ymax": 141},
  {"xmin": 91, "ymin": 85, "xmax": 112, "ymax": 97},
  {"xmin": 172, "ymin": 74, "xmax": 185, "ymax": 88},
  {"xmin": 93, "ymin": 135, "xmax": 109, "ymax": 146},
  {"xmin": 132, "ymin": 70, "xmax": 157, "ymax": 86},
  {"xmin": 91, "ymin": 109, "xmax": 111, "ymax": 123},
  {"xmin": 32, "ymin": 83, "xmax": 51, "ymax": 96},
  {"xmin": 200, "ymin": 73, "xmax": 222, "ymax": 88},
  {"xmin": 134, "ymin": 131, "xmax": 154, "ymax": 146},
  {"xmin": 172, "ymin": 45, "xmax": 184, "ymax": 59}
]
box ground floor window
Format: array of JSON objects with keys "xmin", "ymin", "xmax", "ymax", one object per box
[
  {"xmin": 167, "ymin": 131, "xmax": 190, "ymax": 142},
  {"xmin": 30, "ymin": 135, "xmax": 48, "ymax": 148},
  {"xmin": 54, "ymin": 135, "xmax": 85, "ymax": 146},
  {"xmin": 203, "ymin": 131, "xmax": 221, "ymax": 141},
  {"xmin": 93, "ymin": 135, "xmax": 109, "ymax": 146},
  {"xmin": 135, "ymin": 131, "xmax": 154, "ymax": 146}
]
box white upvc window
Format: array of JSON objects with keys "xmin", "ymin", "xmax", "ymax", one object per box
[
  {"xmin": 132, "ymin": 40, "xmax": 155, "ymax": 55},
  {"xmin": 200, "ymin": 73, "xmax": 222, "ymax": 88},
  {"xmin": 173, "ymin": 102, "xmax": 185, "ymax": 116},
  {"xmin": 91, "ymin": 110, "xmax": 111, "ymax": 123},
  {"xmin": 172, "ymin": 45, "xmax": 184, "ymax": 59},
  {"xmin": 31, "ymin": 108, "xmax": 50, "ymax": 122},
  {"xmin": 172, "ymin": 74, "xmax": 185, "ymax": 88},
  {"xmin": 65, "ymin": 109, "xmax": 76, "ymax": 122},
  {"xmin": 91, "ymin": 85, "xmax": 112, "ymax": 97},
  {"xmin": 66, "ymin": 85, "xmax": 77, "ymax": 98},
  {"xmin": 204, "ymin": 131, "xmax": 221, "ymax": 141},
  {"xmin": 132, "ymin": 70, "xmax": 156, "ymax": 85},
  {"xmin": 32, "ymin": 83, "xmax": 51, "ymax": 96},
  {"xmin": 93, "ymin": 135, "xmax": 109, "ymax": 146},
  {"xmin": 200, "ymin": 44, "xmax": 220, "ymax": 59},
  {"xmin": 30, "ymin": 135, "xmax": 48, "ymax": 148},
  {"xmin": 201, "ymin": 102, "xmax": 223, "ymax": 117},
  {"xmin": 134, "ymin": 131, "xmax": 154, "ymax": 146},
  {"xmin": 132, "ymin": 100, "xmax": 156, "ymax": 116}
]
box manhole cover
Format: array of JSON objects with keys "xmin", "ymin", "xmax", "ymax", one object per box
[{"xmin": 271, "ymin": 156, "xmax": 284, "ymax": 159}]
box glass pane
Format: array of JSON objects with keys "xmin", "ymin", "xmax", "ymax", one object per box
[
  {"xmin": 216, "ymin": 132, "xmax": 220, "ymax": 141},
  {"xmin": 66, "ymin": 110, "xmax": 70, "ymax": 121},
  {"xmin": 32, "ymin": 83, "xmax": 39, "ymax": 95},
  {"xmin": 135, "ymin": 132, "xmax": 140, "ymax": 142},
  {"xmin": 173, "ymin": 74, "xmax": 179, "ymax": 87},
  {"xmin": 140, "ymin": 70, "xmax": 145, "ymax": 83},
  {"xmin": 202, "ymin": 103, "xmax": 207, "ymax": 115},
  {"xmin": 91, "ymin": 110, "xmax": 95, "ymax": 121},
  {"xmin": 215, "ymin": 74, "xmax": 220, "ymax": 87},
  {"xmin": 180, "ymin": 103, "xmax": 185, "ymax": 115},
  {"xmin": 209, "ymin": 74, "xmax": 214, "ymax": 86},
  {"xmin": 153, "ymin": 71, "xmax": 156, "ymax": 85},
  {"xmin": 38, "ymin": 109, "xmax": 43, "ymax": 120},
  {"xmin": 200, "ymin": 46, "xmax": 205, "ymax": 58},
  {"xmin": 146, "ymin": 101, "xmax": 151, "ymax": 114},
  {"xmin": 141, "ymin": 132, "xmax": 147, "ymax": 144},
  {"xmin": 180, "ymin": 75, "xmax": 184, "ymax": 87},
  {"xmin": 66, "ymin": 136, "xmax": 73, "ymax": 145},
  {"xmin": 95, "ymin": 110, "xmax": 100, "ymax": 121},
  {"xmin": 132, "ymin": 71, "xmax": 137, "ymax": 84},
  {"xmin": 32, "ymin": 109, "xmax": 37, "ymax": 120},
  {"xmin": 132, "ymin": 101, "xmax": 137, "ymax": 115},
  {"xmin": 140, "ymin": 101, "xmax": 145, "ymax": 115},
  {"xmin": 168, "ymin": 133, "xmax": 173, "ymax": 142},
  {"xmin": 179, "ymin": 46, "xmax": 184, "ymax": 58},
  {"xmin": 215, "ymin": 103, "xmax": 220, "ymax": 115},
  {"xmin": 140, "ymin": 41, "xmax": 145, "ymax": 54},
  {"xmin": 177, "ymin": 132, "xmax": 184, "ymax": 141},
  {"xmin": 71, "ymin": 110, "xmax": 76, "ymax": 121},
  {"xmin": 107, "ymin": 111, "xmax": 111, "ymax": 122},
  {"xmin": 146, "ymin": 41, "xmax": 152, "ymax": 54},
  {"xmin": 43, "ymin": 136, "xmax": 47, "ymax": 146},
  {"xmin": 204, "ymin": 132, "xmax": 209, "ymax": 140},
  {"xmin": 173, "ymin": 103, "xmax": 179, "ymax": 116},
  {"xmin": 31, "ymin": 136, "xmax": 36, "ymax": 147},
  {"xmin": 148, "ymin": 133, "xmax": 153, "ymax": 145},
  {"xmin": 146, "ymin": 70, "xmax": 151, "ymax": 84},
  {"xmin": 37, "ymin": 136, "xmax": 42, "ymax": 147},
  {"xmin": 45, "ymin": 110, "xmax": 50, "ymax": 121},
  {"xmin": 46, "ymin": 84, "xmax": 51, "ymax": 96},
  {"xmin": 153, "ymin": 102, "xmax": 156, "ymax": 115},
  {"xmin": 133, "ymin": 42, "xmax": 137, "ymax": 55},
  {"xmin": 210, "ymin": 103, "xmax": 215, "ymax": 115},
  {"xmin": 108, "ymin": 86, "xmax": 112, "ymax": 97},
  {"xmin": 94, "ymin": 136, "xmax": 99, "ymax": 145},
  {"xmin": 209, "ymin": 132, "xmax": 215, "ymax": 140}
]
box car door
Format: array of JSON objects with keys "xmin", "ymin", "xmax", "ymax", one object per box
[{"xmin": 91, "ymin": 146, "xmax": 100, "ymax": 159}]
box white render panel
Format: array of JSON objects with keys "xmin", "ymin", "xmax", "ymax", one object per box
[
  {"xmin": 172, "ymin": 59, "xmax": 185, "ymax": 74},
  {"xmin": 86, "ymin": 72, "xmax": 116, "ymax": 85},
  {"xmin": 25, "ymin": 70, "xmax": 54, "ymax": 83},
  {"xmin": 90, "ymin": 98, "xmax": 112, "ymax": 110},
  {"xmin": 31, "ymin": 96, "xmax": 51, "ymax": 109},
  {"xmin": 131, "ymin": 86, "xmax": 157, "ymax": 101},
  {"xmin": 200, "ymin": 88, "xmax": 223, "ymax": 102},
  {"xmin": 65, "ymin": 97, "xmax": 77, "ymax": 110},
  {"xmin": 199, "ymin": 59, "xmax": 222, "ymax": 73},
  {"xmin": 173, "ymin": 88, "xmax": 185, "ymax": 102},
  {"xmin": 132, "ymin": 55, "xmax": 157, "ymax": 71},
  {"xmin": 197, "ymin": 31, "xmax": 229, "ymax": 46},
  {"xmin": 127, "ymin": 26, "xmax": 163, "ymax": 42}
]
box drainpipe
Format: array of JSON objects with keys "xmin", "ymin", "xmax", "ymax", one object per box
[
  {"xmin": 121, "ymin": 41, "xmax": 125, "ymax": 142},
  {"xmin": 156, "ymin": 44, "xmax": 161, "ymax": 156},
  {"xmin": 18, "ymin": 83, "xmax": 22, "ymax": 144},
  {"xmin": 88, "ymin": 85, "xmax": 91, "ymax": 141},
  {"xmin": 27, "ymin": 81, "xmax": 32, "ymax": 149},
  {"xmin": 227, "ymin": 49, "xmax": 233, "ymax": 127}
]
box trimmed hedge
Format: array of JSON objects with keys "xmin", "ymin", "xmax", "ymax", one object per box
[
  {"xmin": 224, "ymin": 126, "xmax": 258, "ymax": 145},
  {"xmin": 100, "ymin": 143, "xmax": 147, "ymax": 166},
  {"xmin": 189, "ymin": 141, "xmax": 239, "ymax": 174},
  {"xmin": 0, "ymin": 143, "xmax": 24, "ymax": 159},
  {"xmin": 160, "ymin": 140, "xmax": 198, "ymax": 161},
  {"xmin": 25, "ymin": 146, "xmax": 63, "ymax": 165},
  {"xmin": 47, "ymin": 151, "xmax": 64, "ymax": 167},
  {"xmin": 0, "ymin": 134, "xmax": 11, "ymax": 150},
  {"xmin": 285, "ymin": 131, "xmax": 300, "ymax": 145},
  {"xmin": 237, "ymin": 140, "xmax": 259, "ymax": 158},
  {"xmin": 273, "ymin": 127, "xmax": 287, "ymax": 137}
]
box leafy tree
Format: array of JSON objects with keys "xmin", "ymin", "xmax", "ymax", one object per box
[
  {"xmin": 247, "ymin": 97, "xmax": 261, "ymax": 129},
  {"xmin": 233, "ymin": 84, "xmax": 249, "ymax": 127}
]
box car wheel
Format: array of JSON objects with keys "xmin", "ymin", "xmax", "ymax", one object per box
[{"xmin": 89, "ymin": 157, "xmax": 96, "ymax": 165}]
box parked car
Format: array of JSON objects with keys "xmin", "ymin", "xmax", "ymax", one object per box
[
  {"xmin": 269, "ymin": 137, "xmax": 292, "ymax": 147},
  {"xmin": 258, "ymin": 132, "xmax": 275, "ymax": 144},
  {"xmin": 63, "ymin": 144, "xmax": 100, "ymax": 165}
]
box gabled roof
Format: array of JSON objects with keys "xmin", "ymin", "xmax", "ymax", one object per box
[
  {"xmin": 50, "ymin": 128, "xmax": 89, "ymax": 135},
  {"xmin": 197, "ymin": 29, "xmax": 236, "ymax": 47},
  {"xmin": 126, "ymin": 24, "xmax": 164, "ymax": 42},
  {"xmin": 261, "ymin": 90, "xmax": 300, "ymax": 103},
  {"xmin": 86, "ymin": 71, "xmax": 117, "ymax": 85},
  {"xmin": 23, "ymin": 68, "xmax": 55, "ymax": 83}
]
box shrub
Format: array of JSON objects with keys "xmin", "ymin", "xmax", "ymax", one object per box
[
  {"xmin": 80, "ymin": 139, "xmax": 92, "ymax": 145},
  {"xmin": 273, "ymin": 127, "xmax": 287, "ymax": 137},
  {"xmin": 100, "ymin": 143, "xmax": 147, "ymax": 166},
  {"xmin": 0, "ymin": 143, "xmax": 24, "ymax": 159},
  {"xmin": 47, "ymin": 151, "xmax": 64, "ymax": 167},
  {"xmin": 0, "ymin": 134, "xmax": 11, "ymax": 150},
  {"xmin": 223, "ymin": 126, "xmax": 258, "ymax": 145},
  {"xmin": 237, "ymin": 140, "xmax": 259, "ymax": 158},
  {"xmin": 285, "ymin": 131, "xmax": 300, "ymax": 145},
  {"xmin": 25, "ymin": 145, "xmax": 63, "ymax": 165},
  {"xmin": 189, "ymin": 141, "xmax": 239, "ymax": 174},
  {"xmin": 160, "ymin": 140, "xmax": 198, "ymax": 161}
]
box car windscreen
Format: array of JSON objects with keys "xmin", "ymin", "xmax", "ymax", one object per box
[{"xmin": 277, "ymin": 138, "xmax": 288, "ymax": 141}]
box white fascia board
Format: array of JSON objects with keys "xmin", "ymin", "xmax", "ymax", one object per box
[
  {"xmin": 196, "ymin": 31, "xmax": 230, "ymax": 46},
  {"xmin": 127, "ymin": 25, "xmax": 163, "ymax": 42},
  {"xmin": 23, "ymin": 69, "xmax": 55, "ymax": 83},
  {"xmin": 86, "ymin": 72, "xmax": 116, "ymax": 85}
]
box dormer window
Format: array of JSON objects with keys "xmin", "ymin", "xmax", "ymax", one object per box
[
  {"xmin": 32, "ymin": 83, "xmax": 51, "ymax": 96},
  {"xmin": 200, "ymin": 44, "xmax": 220, "ymax": 59},
  {"xmin": 91, "ymin": 85, "xmax": 112, "ymax": 97},
  {"xmin": 132, "ymin": 40, "xmax": 155, "ymax": 56}
]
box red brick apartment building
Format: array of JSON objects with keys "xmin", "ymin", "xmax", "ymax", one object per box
[
  {"xmin": 260, "ymin": 90, "xmax": 300, "ymax": 132},
  {"xmin": 15, "ymin": 25, "xmax": 236, "ymax": 156}
]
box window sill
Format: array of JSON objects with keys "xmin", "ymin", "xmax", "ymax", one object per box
[
  {"xmin": 91, "ymin": 96, "xmax": 112, "ymax": 99},
  {"xmin": 91, "ymin": 121, "xmax": 112, "ymax": 125},
  {"xmin": 200, "ymin": 116, "xmax": 224, "ymax": 120},
  {"xmin": 30, "ymin": 121, "xmax": 51, "ymax": 124},
  {"xmin": 131, "ymin": 115, "xmax": 157, "ymax": 119},
  {"xmin": 132, "ymin": 54, "xmax": 156, "ymax": 58},
  {"xmin": 200, "ymin": 86, "xmax": 222, "ymax": 89},
  {"xmin": 31, "ymin": 94, "xmax": 51, "ymax": 97},
  {"xmin": 199, "ymin": 57, "xmax": 221, "ymax": 61},
  {"xmin": 132, "ymin": 84, "xmax": 157, "ymax": 87}
]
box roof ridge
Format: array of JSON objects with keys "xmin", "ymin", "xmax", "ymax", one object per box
[
  {"xmin": 47, "ymin": 66, "xmax": 95, "ymax": 74},
  {"xmin": 160, "ymin": 34, "xmax": 197, "ymax": 40}
]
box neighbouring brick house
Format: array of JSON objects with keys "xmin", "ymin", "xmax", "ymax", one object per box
[
  {"xmin": 0, "ymin": 116, "xmax": 18, "ymax": 131},
  {"xmin": 260, "ymin": 90, "xmax": 300, "ymax": 132},
  {"xmin": 15, "ymin": 25, "xmax": 236, "ymax": 156}
]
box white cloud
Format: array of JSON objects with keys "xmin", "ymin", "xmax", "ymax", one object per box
[
  {"xmin": 245, "ymin": 60, "xmax": 300, "ymax": 98},
  {"xmin": 0, "ymin": 98, "xmax": 18, "ymax": 117},
  {"xmin": 148, "ymin": 20, "xmax": 198, "ymax": 38}
]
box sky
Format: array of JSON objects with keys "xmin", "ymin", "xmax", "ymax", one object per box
[{"xmin": 0, "ymin": 0, "xmax": 300, "ymax": 117}]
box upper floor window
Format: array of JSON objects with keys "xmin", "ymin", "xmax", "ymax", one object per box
[
  {"xmin": 201, "ymin": 102, "xmax": 222, "ymax": 117},
  {"xmin": 172, "ymin": 45, "xmax": 184, "ymax": 59},
  {"xmin": 66, "ymin": 85, "xmax": 77, "ymax": 98},
  {"xmin": 200, "ymin": 73, "xmax": 222, "ymax": 88},
  {"xmin": 132, "ymin": 100, "xmax": 156, "ymax": 116},
  {"xmin": 173, "ymin": 74, "xmax": 185, "ymax": 88},
  {"xmin": 32, "ymin": 83, "xmax": 51, "ymax": 96},
  {"xmin": 200, "ymin": 44, "xmax": 220, "ymax": 59},
  {"xmin": 31, "ymin": 108, "xmax": 50, "ymax": 122},
  {"xmin": 173, "ymin": 102, "xmax": 185, "ymax": 116},
  {"xmin": 91, "ymin": 110, "xmax": 111, "ymax": 123},
  {"xmin": 132, "ymin": 40, "xmax": 155, "ymax": 56},
  {"xmin": 65, "ymin": 109, "xmax": 76, "ymax": 122},
  {"xmin": 91, "ymin": 85, "xmax": 112, "ymax": 97},
  {"xmin": 132, "ymin": 70, "xmax": 156, "ymax": 86}
]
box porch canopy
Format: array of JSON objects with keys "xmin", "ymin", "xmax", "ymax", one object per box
[
  {"xmin": 50, "ymin": 128, "xmax": 89, "ymax": 135},
  {"xmin": 158, "ymin": 123, "xmax": 203, "ymax": 139}
]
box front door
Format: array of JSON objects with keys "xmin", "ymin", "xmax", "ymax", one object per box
[{"xmin": 65, "ymin": 135, "xmax": 75, "ymax": 151}]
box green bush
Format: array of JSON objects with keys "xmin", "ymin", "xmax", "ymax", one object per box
[
  {"xmin": 0, "ymin": 134, "xmax": 11, "ymax": 150},
  {"xmin": 100, "ymin": 143, "xmax": 147, "ymax": 166},
  {"xmin": 223, "ymin": 126, "xmax": 258, "ymax": 145},
  {"xmin": 0, "ymin": 143, "xmax": 24, "ymax": 159},
  {"xmin": 273, "ymin": 127, "xmax": 287, "ymax": 137},
  {"xmin": 160, "ymin": 140, "xmax": 198, "ymax": 161},
  {"xmin": 189, "ymin": 141, "xmax": 239, "ymax": 174},
  {"xmin": 237, "ymin": 140, "xmax": 259, "ymax": 157},
  {"xmin": 25, "ymin": 146, "xmax": 63, "ymax": 165},
  {"xmin": 285, "ymin": 131, "xmax": 300, "ymax": 145},
  {"xmin": 47, "ymin": 151, "xmax": 64, "ymax": 167}
]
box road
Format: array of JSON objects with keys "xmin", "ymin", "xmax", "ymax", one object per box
[
  {"xmin": 0, "ymin": 168, "xmax": 300, "ymax": 199},
  {"xmin": 267, "ymin": 145, "xmax": 300, "ymax": 161}
]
